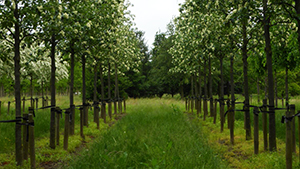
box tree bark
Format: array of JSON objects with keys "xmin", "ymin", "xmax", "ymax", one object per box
[
  {"xmin": 220, "ymin": 57, "xmax": 225, "ymax": 132},
  {"xmin": 50, "ymin": 33, "xmax": 56, "ymax": 149},
  {"xmin": 82, "ymin": 55, "xmax": 88, "ymax": 126},
  {"xmin": 93, "ymin": 62, "xmax": 100, "ymax": 129},
  {"xmin": 209, "ymin": 57, "xmax": 214, "ymax": 117},
  {"xmin": 263, "ymin": 0, "xmax": 276, "ymax": 151},
  {"xmin": 100, "ymin": 62, "xmax": 106, "ymax": 123},
  {"xmin": 230, "ymin": 57, "xmax": 235, "ymax": 145},
  {"xmin": 14, "ymin": 2, "xmax": 23, "ymax": 165},
  {"xmin": 191, "ymin": 75, "xmax": 194, "ymax": 113},
  {"xmin": 275, "ymin": 70, "xmax": 278, "ymax": 107},
  {"xmin": 69, "ymin": 44, "xmax": 75, "ymax": 135},
  {"xmin": 242, "ymin": 18, "xmax": 251, "ymax": 140},
  {"xmin": 198, "ymin": 64, "xmax": 202, "ymax": 115},
  {"xmin": 285, "ymin": 66, "xmax": 289, "ymax": 107},
  {"xmin": 203, "ymin": 59, "xmax": 208, "ymax": 120},
  {"xmin": 107, "ymin": 61, "xmax": 112, "ymax": 119},
  {"xmin": 295, "ymin": 1, "xmax": 300, "ymax": 57},
  {"xmin": 257, "ymin": 78, "xmax": 260, "ymax": 104}
]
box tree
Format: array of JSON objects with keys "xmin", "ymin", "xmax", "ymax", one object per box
[{"xmin": 0, "ymin": 0, "xmax": 39, "ymax": 165}]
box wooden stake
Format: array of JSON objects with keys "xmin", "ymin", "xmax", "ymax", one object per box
[
  {"xmin": 262, "ymin": 99, "xmax": 268, "ymax": 151},
  {"xmin": 254, "ymin": 107, "xmax": 259, "ymax": 154},
  {"xmin": 7, "ymin": 101, "xmax": 10, "ymax": 115},
  {"xmin": 286, "ymin": 105, "xmax": 293, "ymax": 169},
  {"xmin": 64, "ymin": 109, "xmax": 70, "ymax": 150},
  {"xmin": 28, "ymin": 109, "xmax": 35, "ymax": 169},
  {"xmin": 56, "ymin": 107, "xmax": 60, "ymax": 146},
  {"xmin": 80, "ymin": 107, "xmax": 84, "ymax": 139}
]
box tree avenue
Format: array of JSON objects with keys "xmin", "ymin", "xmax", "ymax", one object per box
[
  {"xmin": 1, "ymin": 0, "xmax": 300, "ymax": 167},
  {"xmin": 168, "ymin": 0, "xmax": 300, "ymax": 152}
]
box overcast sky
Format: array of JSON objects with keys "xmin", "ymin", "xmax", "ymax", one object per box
[{"xmin": 128, "ymin": 0, "xmax": 185, "ymax": 49}]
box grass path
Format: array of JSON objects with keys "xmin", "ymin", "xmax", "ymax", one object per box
[{"xmin": 68, "ymin": 99, "xmax": 228, "ymax": 169}]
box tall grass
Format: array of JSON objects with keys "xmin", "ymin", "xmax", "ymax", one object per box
[{"xmin": 68, "ymin": 98, "xmax": 228, "ymax": 169}]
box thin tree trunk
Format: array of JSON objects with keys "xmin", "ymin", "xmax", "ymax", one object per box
[
  {"xmin": 50, "ymin": 33, "xmax": 56, "ymax": 149},
  {"xmin": 30, "ymin": 75, "xmax": 33, "ymax": 107},
  {"xmin": 107, "ymin": 61, "xmax": 112, "ymax": 120},
  {"xmin": 263, "ymin": 0, "xmax": 276, "ymax": 151},
  {"xmin": 242, "ymin": 19, "xmax": 251, "ymax": 140},
  {"xmin": 195, "ymin": 75, "xmax": 199, "ymax": 116},
  {"xmin": 203, "ymin": 59, "xmax": 208, "ymax": 120},
  {"xmin": 198, "ymin": 64, "xmax": 202, "ymax": 115},
  {"xmin": 209, "ymin": 57, "xmax": 214, "ymax": 117},
  {"xmin": 14, "ymin": 3, "xmax": 22, "ymax": 165},
  {"xmin": 220, "ymin": 57, "xmax": 225, "ymax": 132},
  {"xmin": 191, "ymin": 75, "xmax": 194, "ymax": 113},
  {"xmin": 114, "ymin": 63, "xmax": 118, "ymax": 114},
  {"xmin": 275, "ymin": 70, "xmax": 278, "ymax": 107},
  {"xmin": 100, "ymin": 62, "xmax": 106, "ymax": 123},
  {"xmin": 93, "ymin": 62, "xmax": 99, "ymax": 129},
  {"xmin": 82, "ymin": 55, "xmax": 88, "ymax": 126},
  {"xmin": 230, "ymin": 57, "xmax": 235, "ymax": 145},
  {"xmin": 295, "ymin": 1, "xmax": 300, "ymax": 59},
  {"xmin": 69, "ymin": 44, "xmax": 75, "ymax": 135},
  {"xmin": 285, "ymin": 66, "xmax": 289, "ymax": 107},
  {"xmin": 257, "ymin": 78, "xmax": 260, "ymax": 104}
]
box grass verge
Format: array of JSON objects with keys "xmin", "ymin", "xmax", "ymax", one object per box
[{"xmin": 68, "ymin": 98, "xmax": 228, "ymax": 169}]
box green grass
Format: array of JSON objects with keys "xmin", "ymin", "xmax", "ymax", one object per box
[{"xmin": 68, "ymin": 99, "xmax": 228, "ymax": 169}]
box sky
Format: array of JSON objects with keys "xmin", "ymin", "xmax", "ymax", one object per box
[{"xmin": 128, "ymin": 0, "xmax": 185, "ymax": 49}]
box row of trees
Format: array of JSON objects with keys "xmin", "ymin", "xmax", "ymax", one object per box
[
  {"xmin": 160, "ymin": 0, "xmax": 300, "ymax": 152},
  {"xmin": 0, "ymin": 0, "xmax": 147, "ymax": 166}
]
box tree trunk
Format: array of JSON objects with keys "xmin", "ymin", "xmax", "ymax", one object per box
[
  {"xmin": 50, "ymin": 34, "xmax": 56, "ymax": 149},
  {"xmin": 93, "ymin": 62, "xmax": 100, "ymax": 129},
  {"xmin": 191, "ymin": 75, "xmax": 194, "ymax": 113},
  {"xmin": 30, "ymin": 75, "xmax": 33, "ymax": 107},
  {"xmin": 220, "ymin": 57, "xmax": 225, "ymax": 132},
  {"xmin": 275, "ymin": 70, "xmax": 278, "ymax": 107},
  {"xmin": 230, "ymin": 57, "xmax": 235, "ymax": 145},
  {"xmin": 82, "ymin": 55, "xmax": 88, "ymax": 126},
  {"xmin": 107, "ymin": 61, "xmax": 112, "ymax": 120},
  {"xmin": 100, "ymin": 62, "xmax": 106, "ymax": 123},
  {"xmin": 295, "ymin": 1, "xmax": 300, "ymax": 57},
  {"xmin": 203, "ymin": 59, "xmax": 208, "ymax": 120},
  {"xmin": 285, "ymin": 66, "xmax": 289, "ymax": 107},
  {"xmin": 114, "ymin": 63, "xmax": 118, "ymax": 114},
  {"xmin": 69, "ymin": 44, "xmax": 75, "ymax": 135},
  {"xmin": 115, "ymin": 63, "xmax": 122, "ymax": 114},
  {"xmin": 180, "ymin": 84, "xmax": 184, "ymax": 99},
  {"xmin": 198, "ymin": 64, "xmax": 202, "ymax": 115},
  {"xmin": 209, "ymin": 57, "xmax": 214, "ymax": 117},
  {"xmin": 194, "ymin": 75, "xmax": 199, "ymax": 116},
  {"xmin": 242, "ymin": 19, "xmax": 251, "ymax": 140},
  {"xmin": 263, "ymin": 0, "xmax": 276, "ymax": 151},
  {"xmin": 257, "ymin": 78, "xmax": 260, "ymax": 104},
  {"xmin": 14, "ymin": 3, "xmax": 23, "ymax": 165},
  {"xmin": 264, "ymin": 75, "xmax": 268, "ymax": 99}
]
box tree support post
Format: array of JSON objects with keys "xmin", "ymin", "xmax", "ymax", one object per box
[
  {"xmin": 80, "ymin": 107, "xmax": 85, "ymax": 139},
  {"xmin": 22, "ymin": 97, "xmax": 25, "ymax": 113},
  {"xmin": 285, "ymin": 105, "xmax": 294, "ymax": 169},
  {"xmin": 262, "ymin": 99, "xmax": 268, "ymax": 151},
  {"xmin": 8, "ymin": 101, "xmax": 10, "ymax": 115},
  {"xmin": 28, "ymin": 108, "xmax": 35, "ymax": 169},
  {"xmin": 254, "ymin": 107, "xmax": 259, "ymax": 154}
]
